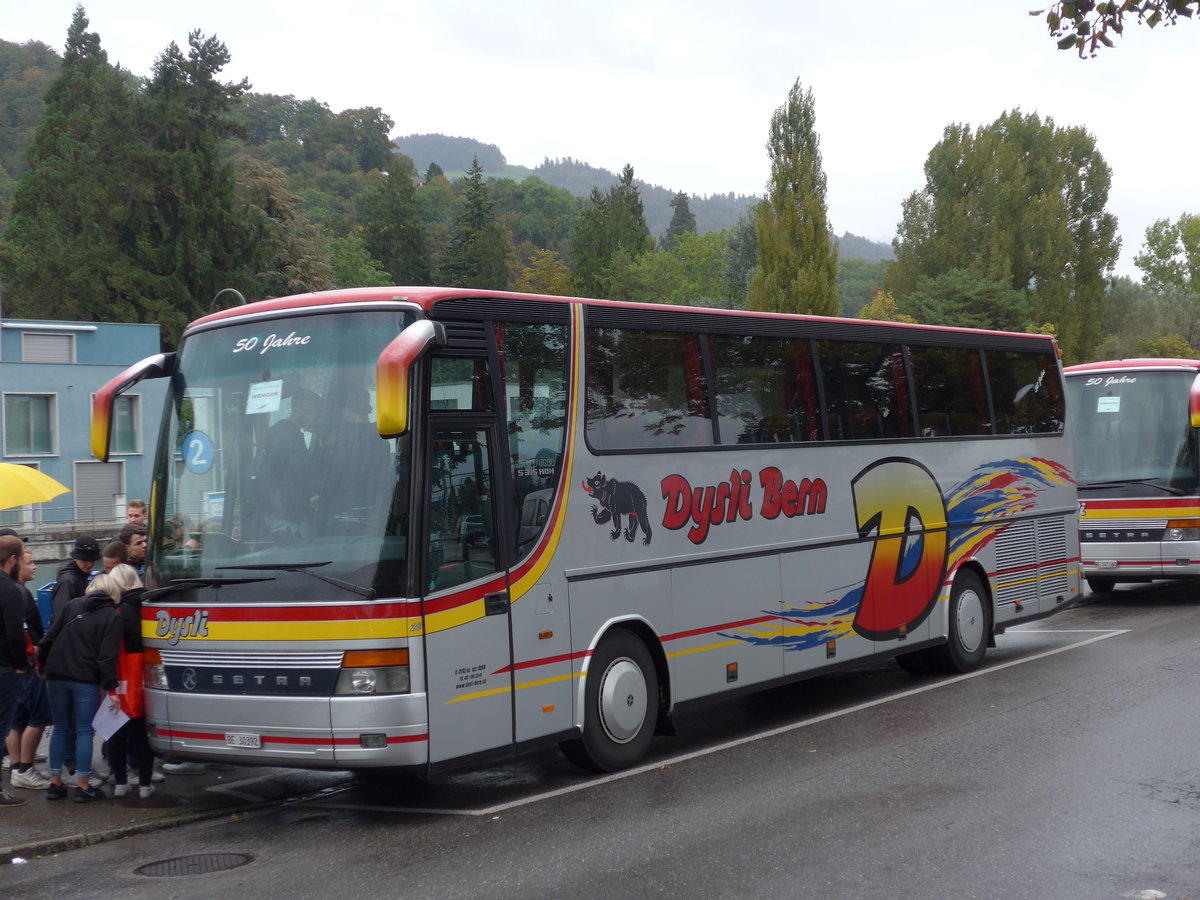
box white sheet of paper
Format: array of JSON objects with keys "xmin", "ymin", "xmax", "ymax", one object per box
[{"xmin": 92, "ymin": 700, "xmax": 129, "ymax": 741}]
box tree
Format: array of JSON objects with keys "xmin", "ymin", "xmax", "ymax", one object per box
[
  {"xmin": 721, "ymin": 204, "xmax": 758, "ymax": 308},
  {"xmin": 131, "ymin": 28, "xmax": 262, "ymax": 338},
  {"xmin": 1034, "ymin": 1, "xmax": 1198, "ymax": 56},
  {"xmin": 858, "ymin": 289, "xmax": 917, "ymax": 324},
  {"xmin": 0, "ymin": 8, "xmax": 149, "ymax": 327},
  {"xmin": 436, "ymin": 157, "xmax": 516, "ymax": 289},
  {"xmin": 303, "ymin": 106, "xmax": 395, "ymax": 173},
  {"xmin": 425, "ymin": 162, "xmax": 444, "ymax": 181},
  {"xmin": 661, "ymin": 191, "xmax": 697, "ymax": 251},
  {"xmin": 515, "ymin": 248, "xmax": 578, "ymax": 296},
  {"xmin": 607, "ymin": 230, "xmax": 729, "ymax": 307},
  {"xmin": 889, "ymin": 109, "xmax": 1119, "ymax": 361},
  {"xmin": 359, "ymin": 159, "xmax": 431, "ymax": 285},
  {"xmin": 746, "ymin": 79, "xmax": 839, "ymax": 316},
  {"xmin": 899, "ymin": 269, "xmax": 1031, "ymax": 331},
  {"xmin": 326, "ymin": 232, "xmax": 391, "ymax": 288},
  {"xmin": 837, "ymin": 257, "xmax": 888, "ymax": 317},
  {"xmin": 236, "ymin": 156, "xmax": 331, "ymax": 297},
  {"xmin": 569, "ymin": 163, "xmax": 653, "ymax": 296},
  {"xmin": 1135, "ymin": 213, "xmax": 1200, "ymax": 295}
]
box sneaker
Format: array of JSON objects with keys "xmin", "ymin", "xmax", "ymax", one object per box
[
  {"xmin": 11, "ymin": 767, "xmax": 52, "ymax": 790},
  {"xmin": 0, "ymin": 789, "xmax": 26, "ymax": 808},
  {"xmin": 73, "ymin": 786, "xmax": 105, "ymax": 803},
  {"xmin": 138, "ymin": 784, "xmax": 156, "ymax": 800},
  {"xmin": 113, "ymin": 783, "xmax": 131, "ymax": 797},
  {"xmin": 89, "ymin": 772, "xmax": 109, "ymax": 786},
  {"xmin": 46, "ymin": 781, "xmax": 68, "ymax": 801},
  {"xmin": 161, "ymin": 761, "xmax": 206, "ymax": 774},
  {"xmin": 150, "ymin": 770, "xmax": 165, "ymax": 783}
]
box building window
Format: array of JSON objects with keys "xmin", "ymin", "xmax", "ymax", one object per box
[
  {"xmin": 112, "ymin": 394, "xmax": 140, "ymax": 454},
  {"xmin": 21, "ymin": 332, "xmax": 74, "ymax": 364},
  {"xmin": 4, "ymin": 394, "xmax": 56, "ymax": 456}
]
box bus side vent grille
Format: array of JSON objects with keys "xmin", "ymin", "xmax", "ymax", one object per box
[{"xmin": 441, "ymin": 321, "xmax": 489, "ymax": 350}]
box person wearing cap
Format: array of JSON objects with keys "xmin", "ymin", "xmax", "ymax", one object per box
[{"xmin": 49, "ymin": 537, "xmax": 101, "ymax": 629}]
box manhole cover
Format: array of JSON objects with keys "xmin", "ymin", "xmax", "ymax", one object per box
[{"xmin": 134, "ymin": 853, "xmax": 254, "ymax": 877}]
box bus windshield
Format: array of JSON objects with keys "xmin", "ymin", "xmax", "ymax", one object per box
[
  {"xmin": 1066, "ymin": 370, "xmax": 1200, "ymax": 494},
  {"xmin": 151, "ymin": 307, "xmax": 418, "ymax": 601}
]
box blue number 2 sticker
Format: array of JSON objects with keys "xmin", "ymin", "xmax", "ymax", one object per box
[{"xmin": 183, "ymin": 430, "xmax": 214, "ymax": 474}]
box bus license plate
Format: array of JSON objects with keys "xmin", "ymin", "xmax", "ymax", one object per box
[
  {"xmin": 1095, "ymin": 560, "xmax": 1117, "ymax": 569},
  {"xmin": 225, "ymin": 732, "xmax": 261, "ymax": 749}
]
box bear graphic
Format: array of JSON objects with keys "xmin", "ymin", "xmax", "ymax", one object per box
[{"xmin": 582, "ymin": 472, "xmax": 652, "ymax": 546}]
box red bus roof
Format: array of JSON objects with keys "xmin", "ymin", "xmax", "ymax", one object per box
[
  {"xmin": 188, "ymin": 285, "xmax": 1061, "ymax": 344},
  {"xmin": 1064, "ymin": 358, "xmax": 1200, "ymax": 373}
]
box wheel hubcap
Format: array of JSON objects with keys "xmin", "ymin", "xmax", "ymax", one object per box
[
  {"xmin": 956, "ymin": 587, "xmax": 986, "ymax": 653},
  {"xmin": 597, "ymin": 657, "xmax": 648, "ymax": 744}
]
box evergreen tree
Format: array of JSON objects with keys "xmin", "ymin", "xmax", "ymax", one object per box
[
  {"xmin": 130, "ymin": 29, "xmax": 262, "ymax": 339},
  {"xmin": 747, "ymin": 80, "xmax": 839, "ymax": 316},
  {"xmin": 0, "ymin": 8, "xmax": 146, "ymax": 326},
  {"xmin": 360, "ymin": 158, "xmax": 431, "ymax": 285},
  {"xmin": 569, "ymin": 163, "xmax": 653, "ymax": 296},
  {"xmin": 661, "ymin": 191, "xmax": 697, "ymax": 251},
  {"xmin": 436, "ymin": 157, "xmax": 515, "ymax": 289},
  {"xmin": 889, "ymin": 109, "xmax": 1118, "ymax": 360}
]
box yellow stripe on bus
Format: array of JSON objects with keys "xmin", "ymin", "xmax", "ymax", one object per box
[
  {"xmin": 445, "ymin": 669, "xmax": 583, "ymax": 704},
  {"xmin": 141, "ymin": 619, "xmax": 412, "ymax": 642}
]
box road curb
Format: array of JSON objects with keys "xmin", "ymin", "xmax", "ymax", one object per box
[{"xmin": 1, "ymin": 800, "xmax": 269, "ymax": 864}]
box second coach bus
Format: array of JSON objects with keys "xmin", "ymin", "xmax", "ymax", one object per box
[
  {"xmin": 93, "ymin": 287, "xmax": 1080, "ymax": 774},
  {"xmin": 1065, "ymin": 357, "xmax": 1200, "ymax": 593}
]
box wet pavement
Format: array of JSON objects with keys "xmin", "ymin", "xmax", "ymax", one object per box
[{"xmin": 1, "ymin": 755, "xmax": 352, "ymax": 863}]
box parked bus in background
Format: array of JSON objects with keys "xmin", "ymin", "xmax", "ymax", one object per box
[
  {"xmin": 92, "ymin": 287, "xmax": 1080, "ymax": 775},
  {"xmin": 1064, "ymin": 358, "xmax": 1200, "ymax": 594}
]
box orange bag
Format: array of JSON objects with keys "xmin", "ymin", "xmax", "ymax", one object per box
[{"xmin": 117, "ymin": 649, "xmax": 145, "ymax": 718}]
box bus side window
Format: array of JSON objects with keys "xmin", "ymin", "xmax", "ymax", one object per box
[
  {"xmin": 585, "ymin": 327, "xmax": 713, "ymax": 451},
  {"xmin": 909, "ymin": 345, "xmax": 988, "ymax": 437},
  {"xmin": 709, "ymin": 334, "xmax": 819, "ymax": 445}
]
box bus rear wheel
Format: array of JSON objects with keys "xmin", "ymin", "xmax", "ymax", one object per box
[
  {"xmin": 1086, "ymin": 577, "xmax": 1116, "ymax": 594},
  {"xmin": 929, "ymin": 569, "xmax": 990, "ymax": 674},
  {"xmin": 560, "ymin": 630, "xmax": 658, "ymax": 772}
]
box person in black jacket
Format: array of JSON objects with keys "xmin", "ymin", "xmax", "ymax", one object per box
[
  {"xmin": 0, "ymin": 534, "xmax": 29, "ymax": 808},
  {"xmin": 48, "ymin": 537, "xmax": 101, "ymax": 628},
  {"xmin": 37, "ymin": 571, "xmax": 122, "ymax": 803}
]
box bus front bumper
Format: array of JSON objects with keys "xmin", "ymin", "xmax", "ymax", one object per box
[
  {"xmin": 1081, "ymin": 539, "xmax": 1200, "ymax": 580},
  {"xmin": 145, "ymin": 689, "xmax": 430, "ymax": 769}
]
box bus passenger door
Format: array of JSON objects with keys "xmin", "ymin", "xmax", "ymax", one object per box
[{"xmin": 422, "ymin": 425, "xmax": 515, "ymax": 764}]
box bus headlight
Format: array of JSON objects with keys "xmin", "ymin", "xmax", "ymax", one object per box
[
  {"xmin": 335, "ymin": 649, "xmax": 410, "ymax": 695},
  {"xmin": 1165, "ymin": 520, "xmax": 1200, "ymax": 541}
]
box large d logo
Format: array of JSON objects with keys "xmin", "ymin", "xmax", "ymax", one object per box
[{"xmin": 851, "ymin": 458, "xmax": 948, "ymax": 639}]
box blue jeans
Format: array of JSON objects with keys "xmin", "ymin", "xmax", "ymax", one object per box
[{"xmin": 46, "ymin": 680, "xmax": 101, "ymax": 779}]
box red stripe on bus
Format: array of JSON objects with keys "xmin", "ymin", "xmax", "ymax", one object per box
[
  {"xmin": 160, "ymin": 729, "xmax": 427, "ymax": 746},
  {"xmin": 662, "ymin": 615, "xmax": 778, "ymax": 642},
  {"xmin": 141, "ymin": 602, "xmax": 420, "ymax": 622}
]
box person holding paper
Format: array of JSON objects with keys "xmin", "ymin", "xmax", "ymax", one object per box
[{"xmin": 36, "ymin": 572, "xmax": 122, "ymax": 803}]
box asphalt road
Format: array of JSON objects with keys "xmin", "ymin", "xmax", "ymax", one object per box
[{"xmin": 9, "ymin": 581, "xmax": 1200, "ymax": 899}]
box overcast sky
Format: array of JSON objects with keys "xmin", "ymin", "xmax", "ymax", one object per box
[{"xmin": 7, "ymin": 1, "xmax": 1198, "ymax": 277}]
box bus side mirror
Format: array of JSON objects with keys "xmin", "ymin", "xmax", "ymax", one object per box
[
  {"xmin": 376, "ymin": 320, "xmax": 446, "ymax": 438},
  {"xmin": 91, "ymin": 353, "xmax": 176, "ymax": 462}
]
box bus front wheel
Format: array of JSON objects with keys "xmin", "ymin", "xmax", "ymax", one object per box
[
  {"xmin": 931, "ymin": 569, "xmax": 990, "ymax": 674},
  {"xmin": 1087, "ymin": 577, "xmax": 1116, "ymax": 594},
  {"xmin": 560, "ymin": 630, "xmax": 658, "ymax": 772}
]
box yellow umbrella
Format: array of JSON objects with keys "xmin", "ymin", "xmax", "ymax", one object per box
[{"xmin": 0, "ymin": 463, "xmax": 70, "ymax": 511}]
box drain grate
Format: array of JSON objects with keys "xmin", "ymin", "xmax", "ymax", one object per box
[{"xmin": 134, "ymin": 853, "xmax": 254, "ymax": 877}]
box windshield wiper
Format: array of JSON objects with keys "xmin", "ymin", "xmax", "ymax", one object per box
[
  {"xmin": 143, "ymin": 576, "xmax": 276, "ymax": 602},
  {"xmin": 1080, "ymin": 478, "xmax": 1185, "ymax": 495},
  {"xmin": 217, "ymin": 562, "xmax": 377, "ymax": 600}
]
